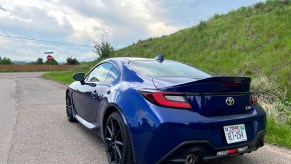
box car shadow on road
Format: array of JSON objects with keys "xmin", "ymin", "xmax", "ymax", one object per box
[
  {"xmin": 74, "ymin": 122, "xmax": 105, "ymax": 148},
  {"xmin": 202, "ymin": 155, "xmax": 255, "ymax": 164}
]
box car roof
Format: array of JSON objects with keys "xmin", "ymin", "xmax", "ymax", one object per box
[
  {"xmin": 107, "ymin": 57, "xmax": 157, "ymax": 64},
  {"xmin": 114, "ymin": 57, "xmax": 153, "ymax": 61}
]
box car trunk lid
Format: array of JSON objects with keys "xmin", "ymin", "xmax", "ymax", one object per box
[{"xmin": 152, "ymin": 76, "xmax": 252, "ymax": 116}]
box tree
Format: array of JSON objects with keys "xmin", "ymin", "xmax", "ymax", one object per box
[
  {"xmin": 0, "ymin": 56, "xmax": 13, "ymax": 65},
  {"xmin": 44, "ymin": 58, "xmax": 59, "ymax": 65},
  {"xmin": 93, "ymin": 41, "xmax": 114, "ymax": 58},
  {"xmin": 36, "ymin": 58, "xmax": 44, "ymax": 64},
  {"xmin": 66, "ymin": 57, "xmax": 79, "ymax": 65},
  {"xmin": 28, "ymin": 58, "xmax": 44, "ymax": 65}
]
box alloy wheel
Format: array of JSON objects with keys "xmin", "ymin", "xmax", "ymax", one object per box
[
  {"xmin": 66, "ymin": 97, "xmax": 71, "ymax": 120},
  {"xmin": 105, "ymin": 117, "xmax": 124, "ymax": 164}
]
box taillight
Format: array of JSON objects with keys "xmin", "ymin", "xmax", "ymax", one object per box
[
  {"xmin": 141, "ymin": 91, "xmax": 192, "ymax": 109},
  {"xmin": 251, "ymin": 94, "xmax": 258, "ymax": 105}
]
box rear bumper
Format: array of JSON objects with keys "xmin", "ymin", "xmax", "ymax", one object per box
[
  {"xmin": 157, "ymin": 130, "xmax": 266, "ymax": 163},
  {"xmin": 127, "ymin": 103, "xmax": 266, "ymax": 164}
]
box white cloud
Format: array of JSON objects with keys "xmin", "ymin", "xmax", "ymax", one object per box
[{"xmin": 0, "ymin": 0, "xmax": 265, "ymax": 62}]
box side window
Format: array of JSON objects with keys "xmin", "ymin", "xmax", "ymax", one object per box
[
  {"xmin": 86, "ymin": 63, "xmax": 112, "ymax": 82},
  {"xmin": 105, "ymin": 65, "xmax": 120, "ymax": 82}
]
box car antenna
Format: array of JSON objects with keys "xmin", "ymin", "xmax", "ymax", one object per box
[{"xmin": 155, "ymin": 54, "xmax": 164, "ymax": 63}]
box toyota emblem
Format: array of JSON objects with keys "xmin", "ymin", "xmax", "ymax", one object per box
[{"xmin": 226, "ymin": 97, "xmax": 235, "ymax": 106}]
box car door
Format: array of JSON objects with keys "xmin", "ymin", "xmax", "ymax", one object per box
[{"xmin": 73, "ymin": 62, "xmax": 113, "ymax": 123}]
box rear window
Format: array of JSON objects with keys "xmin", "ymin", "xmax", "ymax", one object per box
[{"xmin": 129, "ymin": 60, "xmax": 211, "ymax": 78}]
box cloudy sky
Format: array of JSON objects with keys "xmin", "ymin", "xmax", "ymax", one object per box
[{"xmin": 0, "ymin": 0, "xmax": 264, "ymax": 62}]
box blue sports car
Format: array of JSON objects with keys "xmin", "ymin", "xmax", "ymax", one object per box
[{"xmin": 66, "ymin": 56, "xmax": 266, "ymax": 164}]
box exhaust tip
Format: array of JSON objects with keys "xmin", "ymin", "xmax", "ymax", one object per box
[{"xmin": 185, "ymin": 153, "xmax": 197, "ymax": 164}]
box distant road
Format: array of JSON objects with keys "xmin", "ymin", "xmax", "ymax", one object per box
[{"xmin": 0, "ymin": 72, "xmax": 290, "ymax": 164}]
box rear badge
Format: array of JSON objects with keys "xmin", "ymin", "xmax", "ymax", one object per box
[{"xmin": 226, "ymin": 97, "xmax": 235, "ymax": 106}]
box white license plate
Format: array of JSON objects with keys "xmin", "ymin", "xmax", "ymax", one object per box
[{"xmin": 223, "ymin": 124, "xmax": 247, "ymax": 144}]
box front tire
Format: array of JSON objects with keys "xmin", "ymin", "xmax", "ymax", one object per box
[
  {"xmin": 104, "ymin": 112, "xmax": 133, "ymax": 164},
  {"xmin": 66, "ymin": 95, "xmax": 76, "ymax": 122}
]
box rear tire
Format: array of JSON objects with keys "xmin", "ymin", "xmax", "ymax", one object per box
[
  {"xmin": 66, "ymin": 95, "xmax": 76, "ymax": 122},
  {"xmin": 104, "ymin": 112, "xmax": 133, "ymax": 164}
]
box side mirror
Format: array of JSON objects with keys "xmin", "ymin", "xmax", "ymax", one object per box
[{"xmin": 73, "ymin": 73, "xmax": 85, "ymax": 84}]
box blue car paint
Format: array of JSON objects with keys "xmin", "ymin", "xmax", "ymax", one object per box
[{"xmin": 67, "ymin": 58, "xmax": 266, "ymax": 164}]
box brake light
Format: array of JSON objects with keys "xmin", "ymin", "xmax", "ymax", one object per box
[
  {"xmin": 217, "ymin": 146, "xmax": 248, "ymax": 156},
  {"xmin": 141, "ymin": 91, "xmax": 192, "ymax": 109},
  {"xmin": 228, "ymin": 149, "xmax": 238, "ymax": 155},
  {"xmin": 251, "ymin": 94, "xmax": 258, "ymax": 105}
]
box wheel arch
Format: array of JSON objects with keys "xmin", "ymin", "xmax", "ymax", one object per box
[
  {"xmin": 102, "ymin": 103, "xmax": 136, "ymax": 163},
  {"xmin": 102, "ymin": 103, "xmax": 130, "ymax": 135}
]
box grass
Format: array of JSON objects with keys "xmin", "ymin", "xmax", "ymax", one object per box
[
  {"xmin": 42, "ymin": 71, "xmax": 74, "ymax": 84},
  {"xmin": 43, "ymin": 0, "xmax": 291, "ymax": 149},
  {"xmin": 42, "ymin": 60, "xmax": 99, "ymax": 84},
  {"xmin": 266, "ymin": 115, "xmax": 291, "ymax": 148}
]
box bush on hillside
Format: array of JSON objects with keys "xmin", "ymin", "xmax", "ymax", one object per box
[{"xmin": 251, "ymin": 75, "xmax": 290, "ymax": 121}]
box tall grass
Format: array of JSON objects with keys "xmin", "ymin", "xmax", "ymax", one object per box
[{"xmin": 251, "ymin": 75, "xmax": 291, "ymax": 148}]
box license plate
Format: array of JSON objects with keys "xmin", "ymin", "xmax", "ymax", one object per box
[{"xmin": 223, "ymin": 124, "xmax": 247, "ymax": 144}]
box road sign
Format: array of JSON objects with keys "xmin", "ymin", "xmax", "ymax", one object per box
[{"xmin": 47, "ymin": 55, "xmax": 53, "ymax": 61}]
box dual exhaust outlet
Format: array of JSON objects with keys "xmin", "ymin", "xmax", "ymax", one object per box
[
  {"xmin": 185, "ymin": 153, "xmax": 198, "ymax": 164},
  {"xmin": 184, "ymin": 140, "xmax": 264, "ymax": 164}
]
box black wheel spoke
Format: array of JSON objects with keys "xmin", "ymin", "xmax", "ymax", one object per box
[
  {"xmin": 115, "ymin": 130, "xmax": 121, "ymax": 137},
  {"xmin": 106, "ymin": 142, "xmax": 113, "ymax": 152},
  {"xmin": 115, "ymin": 140, "xmax": 123, "ymax": 146},
  {"xmin": 66, "ymin": 98, "xmax": 71, "ymax": 119},
  {"xmin": 110, "ymin": 119, "xmax": 115, "ymax": 135},
  {"xmin": 106, "ymin": 126, "xmax": 114, "ymax": 138},
  {"xmin": 105, "ymin": 137, "xmax": 113, "ymax": 141},
  {"xmin": 113, "ymin": 146, "xmax": 118, "ymax": 162},
  {"xmin": 116, "ymin": 145, "xmax": 122, "ymax": 159}
]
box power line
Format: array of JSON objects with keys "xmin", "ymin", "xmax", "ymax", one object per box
[
  {"xmin": 0, "ymin": 34, "xmax": 93, "ymax": 47},
  {"xmin": 0, "ymin": 24, "xmax": 94, "ymax": 43}
]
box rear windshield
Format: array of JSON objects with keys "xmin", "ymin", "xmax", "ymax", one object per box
[{"xmin": 129, "ymin": 60, "xmax": 211, "ymax": 78}]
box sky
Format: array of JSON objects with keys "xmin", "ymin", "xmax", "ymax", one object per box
[{"xmin": 0, "ymin": 0, "xmax": 265, "ymax": 62}]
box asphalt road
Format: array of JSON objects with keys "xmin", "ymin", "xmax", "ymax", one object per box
[{"xmin": 0, "ymin": 72, "xmax": 291, "ymax": 164}]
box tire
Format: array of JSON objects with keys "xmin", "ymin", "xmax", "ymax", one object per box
[
  {"xmin": 104, "ymin": 112, "xmax": 133, "ymax": 164},
  {"xmin": 66, "ymin": 95, "xmax": 76, "ymax": 122}
]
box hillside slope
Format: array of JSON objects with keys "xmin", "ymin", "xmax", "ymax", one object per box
[{"xmin": 114, "ymin": 1, "xmax": 291, "ymax": 97}]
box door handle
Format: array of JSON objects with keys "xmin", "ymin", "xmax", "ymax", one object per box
[{"xmin": 91, "ymin": 90, "xmax": 98, "ymax": 98}]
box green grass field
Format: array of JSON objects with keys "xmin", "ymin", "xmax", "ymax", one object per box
[
  {"xmin": 42, "ymin": 61, "xmax": 98, "ymax": 84},
  {"xmin": 43, "ymin": 0, "xmax": 291, "ymax": 149},
  {"xmin": 266, "ymin": 116, "xmax": 291, "ymax": 148}
]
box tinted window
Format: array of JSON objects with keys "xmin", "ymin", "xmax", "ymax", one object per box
[
  {"xmin": 129, "ymin": 60, "xmax": 211, "ymax": 78},
  {"xmin": 86, "ymin": 63, "xmax": 112, "ymax": 82},
  {"xmin": 105, "ymin": 65, "xmax": 120, "ymax": 82}
]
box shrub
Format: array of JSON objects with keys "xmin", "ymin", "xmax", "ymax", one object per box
[
  {"xmin": 66, "ymin": 57, "xmax": 79, "ymax": 65},
  {"xmin": 251, "ymin": 75, "xmax": 290, "ymax": 121}
]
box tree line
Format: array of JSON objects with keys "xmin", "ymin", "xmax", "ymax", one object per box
[
  {"xmin": 0, "ymin": 57, "xmax": 13, "ymax": 64},
  {"xmin": 28, "ymin": 57, "xmax": 79, "ymax": 65},
  {"xmin": 0, "ymin": 56, "xmax": 80, "ymax": 65},
  {"xmin": 0, "ymin": 41, "xmax": 115, "ymax": 65}
]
